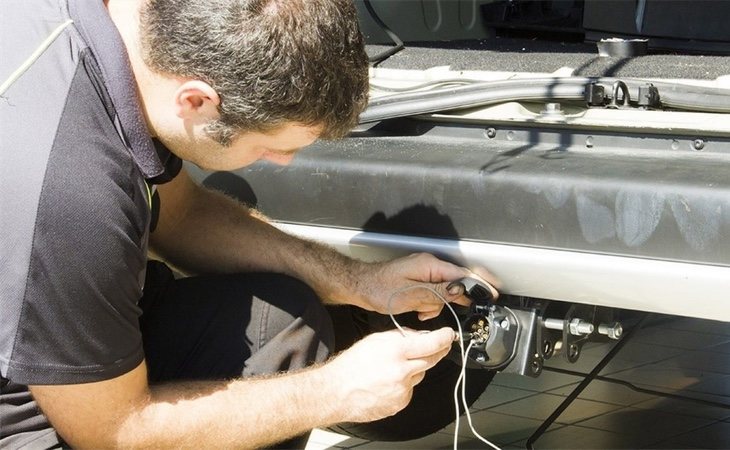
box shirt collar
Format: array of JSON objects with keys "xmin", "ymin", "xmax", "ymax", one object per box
[{"xmin": 67, "ymin": 0, "xmax": 164, "ymax": 179}]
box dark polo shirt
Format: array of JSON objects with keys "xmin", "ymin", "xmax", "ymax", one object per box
[{"xmin": 0, "ymin": 1, "xmax": 179, "ymax": 446}]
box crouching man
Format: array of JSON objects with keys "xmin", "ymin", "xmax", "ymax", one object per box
[{"xmin": 0, "ymin": 0, "xmax": 497, "ymax": 447}]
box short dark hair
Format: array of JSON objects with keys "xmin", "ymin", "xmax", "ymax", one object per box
[{"xmin": 139, "ymin": 0, "xmax": 369, "ymax": 145}]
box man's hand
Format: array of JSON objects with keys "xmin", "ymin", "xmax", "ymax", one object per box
[
  {"xmin": 324, "ymin": 327, "xmax": 456, "ymax": 423},
  {"xmin": 352, "ymin": 253, "xmax": 500, "ymax": 321}
]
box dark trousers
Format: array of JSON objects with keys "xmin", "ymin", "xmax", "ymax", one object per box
[{"xmin": 139, "ymin": 261, "xmax": 335, "ymax": 448}]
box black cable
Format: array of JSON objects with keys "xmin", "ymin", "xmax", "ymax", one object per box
[
  {"xmin": 360, "ymin": 77, "xmax": 592, "ymax": 123},
  {"xmin": 363, "ymin": 0, "xmax": 404, "ymax": 66}
]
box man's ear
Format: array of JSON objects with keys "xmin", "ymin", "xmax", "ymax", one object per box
[{"xmin": 173, "ymin": 80, "xmax": 221, "ymax": 121}]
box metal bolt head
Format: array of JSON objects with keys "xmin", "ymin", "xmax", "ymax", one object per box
[
  {"xmin": 598, "ymin": 322, "xmax": 623, "ymax": 340},
  {"xmin": 485, "ymin": 127, "xmax": 497, "ymax": 139},
  {"xmin": 569, "ymin": 318, "xmax": 594, "ymax": 336},
  {"xmin": 693, "ymin": 139, "xmax": 705, "ymax": 151}
]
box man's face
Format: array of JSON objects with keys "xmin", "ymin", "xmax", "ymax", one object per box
[
  {"xmin": 221, "ymin": 123, "xmax": 322, "ymax": 169},
  {"xmin": 165, "ymin": 122, "xmax": 322, "ymax": 171}
]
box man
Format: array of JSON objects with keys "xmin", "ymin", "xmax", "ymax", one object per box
[{"xmin": 0, "ymin": 0, "xmax": 498, "ymax": 448}]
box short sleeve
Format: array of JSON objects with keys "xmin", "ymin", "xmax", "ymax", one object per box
[{"xmin": 3, "ymin": 51, "xmax": 149, "ymax": 385}]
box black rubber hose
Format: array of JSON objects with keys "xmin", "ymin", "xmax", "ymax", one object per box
[{"xmin": 360, "ymin": 77, "xmax": 730, "ymax": 123}]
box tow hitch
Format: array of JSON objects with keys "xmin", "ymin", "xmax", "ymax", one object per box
[{"xmin": 457, "ymin": 278, "xmax": 623, "ymax": 377}]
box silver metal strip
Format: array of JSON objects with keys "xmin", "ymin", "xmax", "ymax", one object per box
[{"xmin": 276, "ymin": 223, "xmax": 730, "ymax": 322}]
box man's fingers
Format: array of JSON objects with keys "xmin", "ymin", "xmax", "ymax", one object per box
[
  {"xmin": 410, "ymin": 371, "xmax": 427, "ymax": 387},
  {"xmin": 401, "ymin": 327, "xmax": 455, "ymax": 359},
  {"xmin": 416, "ymin": 305, "xmax": 443, "ymax": 321},
  {"xmin": 441, "ymin": 271, "xmax": 500, "ymax": 307},
  {"xmin": 405, "ymin": 344, "xmax": 452, "ymax": 375}
]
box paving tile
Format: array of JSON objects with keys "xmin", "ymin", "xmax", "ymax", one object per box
[
  {"xmin": 543, "ymin": 351, "xmax": 639, "ymax": 378},
  {"xmin": 688, "ymin": 374, "xmax": 730, "ymax": 398},
  {"xmin": 631, "ymin": 327, "xmax": 730, "ymax": 351},
  {"xmin": 577, "ymin": 407, "xmax": 714, "ymax": 445},
  {"xmin": 608, "ymin": 365, "xmax": 726, "ymax": 392},
  {"xmin": 547, "ymin": 380, "xmax": 656, "ymax": 406},
  {"xmin": 489, "ymin": 392, "xmax": 622, "ymax": 424},
  {"xmin": 472, "ymin": 384, "xmax": 538, "ymax": 410},
  {"xmin": 555, "ymin": 341, "xmax": 685, "ymax": 377},
  {"xmin": 707, "ymin": 340, "xmax": 730, "ymax": 355},
  {"xmin": 632, "ymin": 395, "xmax": 730, "ymax": 421},
  {"xmin": 657, "ymin": 318, "xmax": 730, "ymax": 337},
  {"xmin": 441, "ymin": 410, "xmax": 548, "ymax": 445},
  {"xmin": 351, "ymin": 430, "xmax": 490, "ymax": 449},
  {"xmin": 601, "ymin": 341, "xmax": 683, "ymax": 364},
  {"xmin": 655, "ymin": 350, "xmax": 730, "ymax": 375},
  {"xmin": 514, "ymin": 423, "xmax": 657, "ymax": 449},
  {"xmin": 644, "ymin": 421, "xmax": 730, "ymax": 449},
  {"xmin": 492, "ymin": 370, "xmax": 580, "ymax": 393}
]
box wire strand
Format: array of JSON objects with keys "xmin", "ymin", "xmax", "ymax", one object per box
[
  {"xmin": 459, "ymin": 340, "xmax": 501, "ymax": 450},
  {"xmin": 386, "ymin": 284, "xmax": 501, "ymax": 450}
]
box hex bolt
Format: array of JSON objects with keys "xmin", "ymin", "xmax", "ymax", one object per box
[
  {"xmin": 544, "ymin": 318, "xmax": 594, "ymax": 336},
  {"xmin": 569, "ymin": 318, "xmax": 594, "ymax": 336},
  {"xmin": 693, "ymin": 139, "xmax": 705, "ymax": 151},
  {"xmin": 475, "ymin": 353, "xmax": 487, "ymax": 363},
  {"xmin": 500, "ymin": 318, "xmax": 510, "ymax": 330},
  {"xmin": 598, "ymin": 322, "xmax": 623, "ymax": 340},
  {"xmin": 485, "ymin": 127, "xmax": 497, "ymax": 139}
]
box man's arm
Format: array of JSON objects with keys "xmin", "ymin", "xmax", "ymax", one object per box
[
  {"xmin": 30, "ymin": 328, "xmax": 455, "ymax": 448},
  {"xmin": 150, "ymin": 168, "xmax": 366, "ymax": 302},
  {"xmin": 150, "ymin": 169, "xmax": 498, "ymax": 318}
]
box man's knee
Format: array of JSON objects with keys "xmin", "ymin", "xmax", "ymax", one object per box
[{"xmin": 242, "ymin": 274, "xmax": 334, "ymax": 375}]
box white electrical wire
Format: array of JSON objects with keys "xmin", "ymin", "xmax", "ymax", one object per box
[
  {"xmin": 458, "ymin": 340, "xmax": 501, "ymax": 450},
  {"xmin": 387, "ymin": 285, "xmax": 501, "ymax": 450}
]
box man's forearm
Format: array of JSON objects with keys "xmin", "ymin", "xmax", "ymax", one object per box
[
  {"xmin": 151, "ymin": 173, "xmax": 372, "ymax": 306},
  {"xmin": 118, "ymin": 367, "xmax": 340, "ymax": 448}
]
